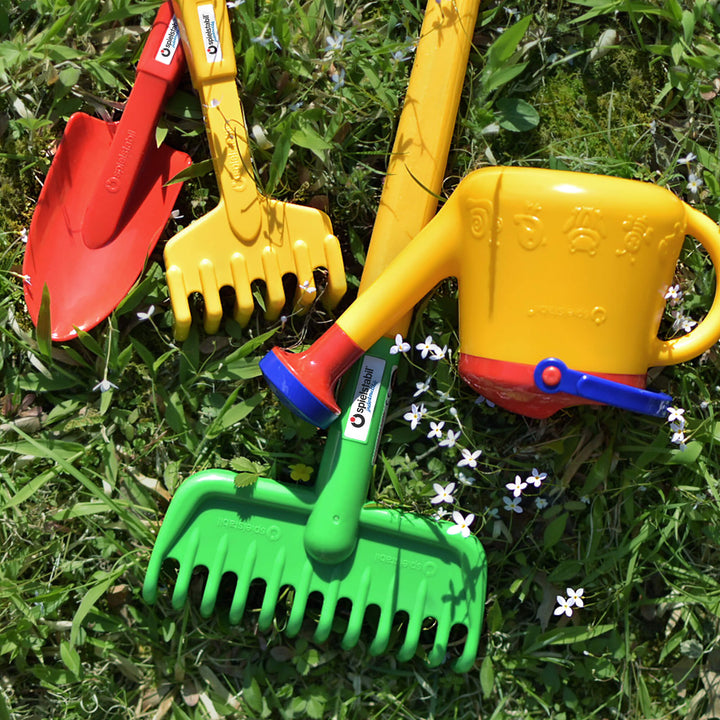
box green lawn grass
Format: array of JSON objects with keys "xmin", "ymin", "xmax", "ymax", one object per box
[{"xmin": 2, "ymin": 0, "xmax": 720, "ymax": 718}]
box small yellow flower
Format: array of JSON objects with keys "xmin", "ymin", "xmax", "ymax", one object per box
[{"xmin": 289, "ymin": 463, "xmax": 313, "ymax": 483}]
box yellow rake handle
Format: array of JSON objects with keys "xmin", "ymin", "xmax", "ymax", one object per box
[{"xmin": 172, "ymin": 0, "xmax": 262, "ymax": 241}]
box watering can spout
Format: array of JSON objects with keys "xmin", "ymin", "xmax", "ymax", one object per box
[
  {"xmin": 259, "ymin": 185, "xmax": 467, "ymax": 425},
  {"xmin": 260, "ymin": 203, "xmax": 461, "ymax": 427}
]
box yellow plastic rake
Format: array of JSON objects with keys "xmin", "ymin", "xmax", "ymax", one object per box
[{"xmin": 166, "ymin": 0, "xmax": 346, "ymax": 340}]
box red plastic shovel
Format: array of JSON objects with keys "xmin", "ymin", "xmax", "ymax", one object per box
[{"xmin": 23, "ymin": 1, "xmax": 192, "ymax": 341}]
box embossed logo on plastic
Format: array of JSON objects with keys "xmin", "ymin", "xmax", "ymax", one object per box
[
  {"xmin": 216, "ymin": 518, "xmax": 279, "ymax": 539},
  {"xmin": 104, "ymin": 130, "xmax": 137, "ymax": 192},
  {"xmin": 528, "ymin": 305, "xmax": 607, "ymax": 325},
  {"xmin": 374, "ymin": 553, "xmax": 436, "ymax": 576}
]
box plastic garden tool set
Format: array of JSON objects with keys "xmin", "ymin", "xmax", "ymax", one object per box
[{"xmin": 22, "ymin": 0, "xmax": 720, "ymax": 671}]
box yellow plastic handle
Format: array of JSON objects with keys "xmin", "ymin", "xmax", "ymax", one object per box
[
  {"xmin": 172, "ymin": 0, "xmax": 262, "ymax": 240},
  {"xmin": 361, "ymin": 0, "xmax": 481, "ymax": 334},
  {"xmin": 653, "ymin": 204, "xmax": 720, "ymax": 366}
]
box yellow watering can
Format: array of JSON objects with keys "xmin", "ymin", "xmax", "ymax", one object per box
[{"xmin": 260, "ymin": 166, "xmax": 720, "ymax": 425}]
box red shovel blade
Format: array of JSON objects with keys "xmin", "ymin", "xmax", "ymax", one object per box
[
  {"xmin": 22, "ymin": 1, "xmax": 191, "ymax": 341},
  {"xmin": 22, "ymin": 112, "xmax": 191, "ymax": 340}
]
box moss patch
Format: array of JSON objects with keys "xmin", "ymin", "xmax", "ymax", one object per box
[{"xmin": 525, "ymin": 47, "xmax": 663, "ymax": 172}]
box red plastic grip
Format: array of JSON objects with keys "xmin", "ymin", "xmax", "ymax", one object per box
[
  {"xmin": 136, "ymin": 0, "xmax": 186, "ymax": 83},
  {"xmin": 81, "ymin": 1, "xmax": 186, "ymax": 249}
]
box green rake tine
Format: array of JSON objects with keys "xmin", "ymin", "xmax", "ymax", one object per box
[
  {"xmin": 396, "ymin": 580, "xmax": 428, "ymax": 662},
  {"xmin": 286, "ymin": 565, "xmax": 312, "ymax": 636},
  {"xmin": 368, "ymin": 589, "xmax": 395, "ymax": 657},
  {"xmin": 200, "ymin": 533, "xmax": 228, "ymax": 617},
  {"xmin": 341, "ymin": 567, "xmax": 371, "ymax": 650},
  {"xmin": 454, "ymin": 622, "xmax": 483, "ymax": 673},
  {"xmin": 227, "ymin": 539, "xmax": 256, "ymax": 623},
  {"xmin": 428, "ymin": 608, "xmax": 453, "ymax": 667},
  {"xmin": 313, "ymin": 576, "xmax": 341, "ymax": 643},
  {"xmin": 259, "ymin": 546, "xmax": 286, "ymax": 629},
  {"xmin": 171, "ymin": 526, "xmax": 199, "ymax": 609}
]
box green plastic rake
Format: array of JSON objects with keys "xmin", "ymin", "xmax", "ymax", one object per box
[{"xmin": 142, "ymin": 448, "xmax": 487, "ymax": 670}]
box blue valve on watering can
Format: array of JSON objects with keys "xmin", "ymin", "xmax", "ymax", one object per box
[{"xmin": 533, "ymin": 358, "xmax": 672, "ymax": 418}]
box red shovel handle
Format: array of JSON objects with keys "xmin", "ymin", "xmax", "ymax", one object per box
[
  {"xmin": 82, "ymin": 1, "xmax": 186, "ymax": 249},
  {"xmin": 136, "ymin": 1, "xmax": 185, "ymax": 82}
]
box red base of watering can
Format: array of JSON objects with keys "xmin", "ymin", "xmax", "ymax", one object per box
[
  {"xmin": 458, "ymin": 354, "xmax": 648, "ymax": 419},
  {"xmin": 259, "ymin": 326, "xmax": 670, "ymax": 425}
]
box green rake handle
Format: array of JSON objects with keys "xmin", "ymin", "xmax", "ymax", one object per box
[
  {"xmin": 303, "ymin": 0, "xmax": 481, "ymax": 563},
  {"xmin": 304, "ymin": 336, "xmax": 398, "ymax": 563}
]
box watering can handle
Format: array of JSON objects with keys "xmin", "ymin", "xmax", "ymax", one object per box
[
  {"xmin": 533, "ymin": 358, "xmax": 672, "ymax": 417},
  {"xmin": 172, "ymin": 0, "xmax": 263, "ymax": 241},
  {"xmin": 82, "ymin": 1, "xmax": 185, "ymax": 249},
  {"xmin": 651, "ymin": 205, "xmax": 720, "ymax": 366}
]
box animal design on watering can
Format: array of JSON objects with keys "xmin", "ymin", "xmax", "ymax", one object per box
[
  {"xmin": 565, "ymin": 206, "xmax": 605, "ymax": 255},
  {"xmin": 260, "ymin": 167, "xmax": 720, "ymax": 428},
  {"xmin": 616, "ymin": 214, "xmax": 653, "ymax": 261}
]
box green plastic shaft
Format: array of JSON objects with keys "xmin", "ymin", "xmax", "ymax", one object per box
[{"xmin": 304, "ymin": 336, "xmax": 398, "ymax": 563}]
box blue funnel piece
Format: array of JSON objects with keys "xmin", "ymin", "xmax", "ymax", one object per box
[
  {"xmin": 259, "ymin": 350, "xmax": 339, "ymax": 428},
  {"xmin": 534, "ymin": 358, "xmax": 672, "ymax": 418}
]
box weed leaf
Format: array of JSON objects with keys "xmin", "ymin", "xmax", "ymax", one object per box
[
  {"xmin": 496, "ymin": 98, "xmax": 540, "ymax": 132},
  {"xmin": 486, "ymin": 15, "xmax": 532, "ymax": 67},
  {"xmin": 543, "ymin": 512, "xmax": 568, "ymax": 549},
  {"xmin": 2, "ymin": 468, "xmax": 58, "ymax": 510},
  {"xmin": 69, "ymin": 569, "xmax": 124, "ymax": 648},
  {"xmin": 165, "ymin": 159, "xmax": 214, "ymax": 186},
  {"xmin": 36, "ymin": 283, "xmax": 52, "ymax": 358},
  {"xmin": 480, "ymin": 655, "xmax": 494, "ymax": 697},
  {"xmin": 527, "ymin": 623, "xmax": 615, "ymax": 651},
  {"xmin": 59, "ymin": 640, "xmax": 82, "ymax": 676}
]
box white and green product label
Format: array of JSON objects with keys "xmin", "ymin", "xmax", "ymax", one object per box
[
  {"xmin": 155, "ymin": 16, "xmax": 181, "ymax": 65},
  {"xmin": 197, "ymin": 4, "xmax": 223, "ymax": 63},
  {"xmin": 343, "ymin": 355, "xmax": 386, "ymax": 443}
]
